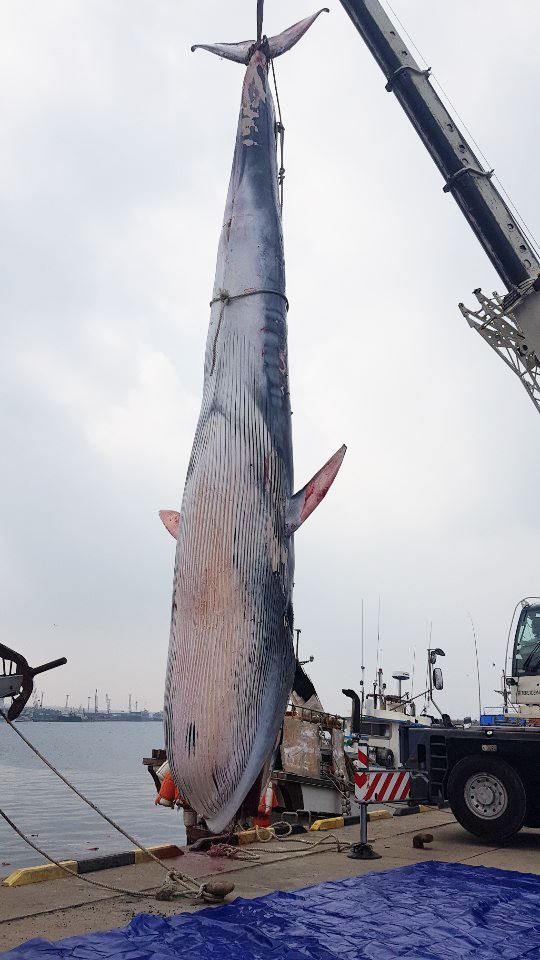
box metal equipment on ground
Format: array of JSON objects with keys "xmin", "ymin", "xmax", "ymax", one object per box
[{"xmin": 0, "ymin": 644, "xmax": 67, "ymax": 721}]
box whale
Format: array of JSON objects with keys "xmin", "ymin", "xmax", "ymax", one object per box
[{"xmin": 161, "ymin": 8, "xmax": 345, "ymax": 833}]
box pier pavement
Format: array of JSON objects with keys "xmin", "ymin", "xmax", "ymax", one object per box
[{"xmin": 1, "ymin": 810, "xmax": 539, "ymax": 953}]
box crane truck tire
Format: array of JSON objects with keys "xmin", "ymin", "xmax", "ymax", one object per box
[{"xmin": 447, "ymin": 756, "xmax": 526, "ymax": 842}]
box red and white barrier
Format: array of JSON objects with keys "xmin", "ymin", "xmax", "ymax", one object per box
[{"xmin": 354, "ymin": 744, "xmax": 411, "ymax": 803}]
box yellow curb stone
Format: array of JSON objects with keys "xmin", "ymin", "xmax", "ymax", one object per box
[
  {"xmin": 367, "ymin": 809, "xmax": 392, "ymax": 822},
  {"xmin": 310, "ymin": 817, "xmax": 345, "ymax": 831},
  {"xmin": 2, "ymin": 861, "xmax": 78, "ymax": 887}
]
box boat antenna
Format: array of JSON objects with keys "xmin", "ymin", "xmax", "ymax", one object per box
[
  {"xmin": 423, "ymin": 622, "xmax": 432, "ymax": 712},
  {"xmin": 371, "ymin": 596, "xmax": 381, "ymax": 707},
  {"xmin": 374, "ymin": 596, "xmax": 381, "ymax": 682},
  {"xmin": 361, "ymin": 598, "xmax": 365, "ymax": 685},
  {"xmin": 257, "ymin": 0, "xmax": 264, "ymax": 43},
  {"xmin": 360, "ymin": 597, "xmax": 366, "ymax": 716},
  {"xmin": 468, "ymin": 612, "xmax": 482, "ymax": 721},
  {"xmin": 410, "ymin": 646, "xmax": 416, "ymax": 700}
]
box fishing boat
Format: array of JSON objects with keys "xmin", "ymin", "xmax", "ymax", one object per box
[{"xmin": 144, "ymin": 662, "xmax": 433, "ymax": 839}]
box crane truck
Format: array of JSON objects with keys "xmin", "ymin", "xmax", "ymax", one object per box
[{"xmin": 338, "ymin": 0, "xmax": 540, "ymax": 841}]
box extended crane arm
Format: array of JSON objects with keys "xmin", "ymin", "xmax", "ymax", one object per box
[
  {"xmin": 339, "ymin": 0, "xmax": 540, "ymax": 413},
  {"xmin": 339, "ymin": 0, "xmax": 538, "ymax": 289}
]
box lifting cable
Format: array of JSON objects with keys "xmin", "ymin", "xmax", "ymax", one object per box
[{"xmin": 270, "ymin": 57, "xmax": 285, "ymax": 212}]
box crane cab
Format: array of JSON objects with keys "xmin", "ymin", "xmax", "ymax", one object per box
[{"xmin": 507, "ymin": 599, "xmax": 540, "ymax": 722}]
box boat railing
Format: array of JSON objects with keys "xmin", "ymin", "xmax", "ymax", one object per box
[{"xmin": 287, "ymin": 702, "xmax": 346, "ymax": 729}]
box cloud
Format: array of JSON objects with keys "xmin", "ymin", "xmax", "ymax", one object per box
[{"xmin": 1, "ymin": 0, "xmax": 540, "ymax": 721}]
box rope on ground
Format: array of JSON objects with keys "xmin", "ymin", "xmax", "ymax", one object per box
[
  {"xmin": 208, "ymin": 843, "xmax": 260, "ymax": 861},
  {"xmin": 251, "ymin": 822, "xmax": 351, "ymax": 856},
  {"xmin": 0, "ymin": 804, "xmax": 199, "ymax": 901},
  {"xmin": 205, "ymin": 822, "xmax": 350, "ymax": 862},
  {"xmin": 255, "ymin": 820, "xmax": 292, "ymax": 841}
]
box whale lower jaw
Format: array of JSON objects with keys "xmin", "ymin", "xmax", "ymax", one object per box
[
  {"xmin": 191, "ymin": 679, "xmax": 292, "ymax": 835},
  {"xmin": 204, "ymin": 766, "xmax": 263, "ymax": 834}
]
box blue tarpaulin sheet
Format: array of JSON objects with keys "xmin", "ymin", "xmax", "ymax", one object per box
[{"xmin": 3, "ymin": 861, "xmax": 540, "ymax": 959}]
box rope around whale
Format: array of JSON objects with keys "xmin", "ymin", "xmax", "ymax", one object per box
[{"xmin": 209, "ymin": 288, "xmax": 289, "ymax": 375}]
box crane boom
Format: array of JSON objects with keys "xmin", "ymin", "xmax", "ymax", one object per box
[{"xmin": 339, "ymin": 0, "xmax": 540, "ymax": 412}]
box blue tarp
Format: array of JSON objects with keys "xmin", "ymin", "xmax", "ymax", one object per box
[{"xmin": 3, "ymin": 861, "xmax": 540, "ymax": 959}]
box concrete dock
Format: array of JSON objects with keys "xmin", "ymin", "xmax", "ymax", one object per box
[{"xmin": 1, "ymin": 810, "xmax": 539, "ymax": 954}]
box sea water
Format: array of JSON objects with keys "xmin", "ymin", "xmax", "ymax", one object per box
[{"xmin": 0, "ymin": 720, "xmax": 186, "ymax": 874}]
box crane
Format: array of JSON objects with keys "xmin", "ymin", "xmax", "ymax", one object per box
[
  {"xmin": 339, "ymin": 0, "xmax": 540, "ymax": 413},
  {"xmin": 330, "ymin": 2, "xmax": 540, "ymax": 843}
]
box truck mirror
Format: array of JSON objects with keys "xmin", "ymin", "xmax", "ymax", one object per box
[{"xmin": 433, "ymin": 667, "xmax": 444, "ymax": 691}]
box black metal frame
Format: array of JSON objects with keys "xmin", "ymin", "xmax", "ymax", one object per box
[{"xmin": 0, "ymin": 643, "xmax": 67, "ymax": 720}]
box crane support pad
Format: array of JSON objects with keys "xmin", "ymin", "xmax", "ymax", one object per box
[{"xmin": 3, "ymin": 862, "xmax": 540, "ymax": 959}]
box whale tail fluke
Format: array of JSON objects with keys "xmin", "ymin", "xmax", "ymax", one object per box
[
  {"xmin": 191, "ymin": 9, "xmax": 329, "ymax": 64},
  {"xmin": 267, "ymin": 8, "xmax": 329, "ymax": 59},
  {"xmin": 286, "ymin": 444, "xmax": 347, "ymax": 536}
]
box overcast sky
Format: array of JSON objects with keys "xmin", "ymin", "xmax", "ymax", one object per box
[{"xmin": 1, "ymin": 1, "xmax": 540, "ymax": 720}]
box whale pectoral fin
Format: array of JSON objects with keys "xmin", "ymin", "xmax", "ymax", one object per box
[
  {"xmin": 268, "ymin": 9, "xmax": 329, "ymax": 59},
  {"xmin": 159, "ymin": 510, "xmax": 180, "ymax": 539},
  {"xmin": 286, "ymin": 444, "xmax": 346, "ymax": 536}
]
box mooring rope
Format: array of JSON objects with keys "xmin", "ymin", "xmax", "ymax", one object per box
[
  {"xmin": 0, "ymin": 709, "xmax": 202, "ymax": 899},
  {"xmin": 0, "ymin": 710, "xmax": 349, "ymax": 900},
  {"xmin": 0, "ymin": 804, "xmax": 201, "ymax": 900}
]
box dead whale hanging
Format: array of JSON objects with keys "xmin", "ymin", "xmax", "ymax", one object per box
[{"xmin": 160, "ymin": 5, "xmax": 345, "ymax": 833}]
